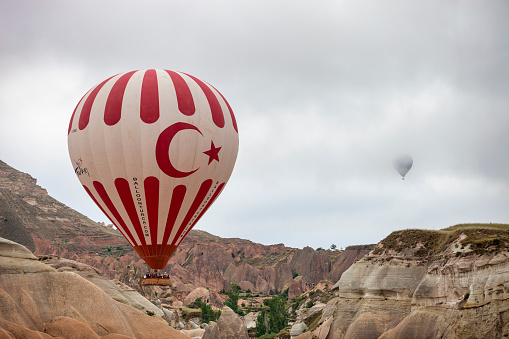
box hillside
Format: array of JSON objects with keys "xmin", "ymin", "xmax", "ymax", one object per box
[
  {"xmin": 0, "ymin": 160, "xmax": 126, "ymax": 254},
  {"xmin": 372, "ymin": 223, "xmax": 509, "ymax": 258},
  {"xmin": 291, "ymin": 224, "xmax": 509, "ymax": 339},
  {"xmin": 0, "ymin": 159, "xmax": 370, "ymax": 305}
]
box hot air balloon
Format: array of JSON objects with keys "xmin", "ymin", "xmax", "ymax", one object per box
[
  {"xmin": 68, "ymin": 69, "xmax": 239, "ymax": 272},
  {"xmin": 393, "ymin": 155, "xmax": 413, "ymax": 180}
]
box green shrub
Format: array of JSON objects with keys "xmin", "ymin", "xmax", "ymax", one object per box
[
  {"xmin": 267, "ymin": 296, "xmax": 288, "ymax": 334},
  {"xmin": 256, "ymin": 308, "xmax": 267, "ymax": 337},
  {"xmin": 223, "ymin": 283, "xmax": 242, "ymax": 315}
]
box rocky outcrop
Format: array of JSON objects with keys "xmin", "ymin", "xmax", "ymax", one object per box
[
  {"xmin": 322, "ymin": 226, "xmax": 509, "ymax": 338},
  {"xmin": 184, "ymin": 287, "xmax": 212, "ymax": 306},
  {"xmin": 40, "ymin": 256, "xmax": 164, "ymax": 318},
  {"xmin": 0, "ymin": 237, "xmax": 190, "ymax": 339},
  {"xmin": 202, "ymin": 306, "xmax": 248, "ymax": 339},
  {"xmin": 0, "ymin": 159, "xmax": 369, "ymax": 304},
  {"xmin": 289, "ymin": 247, "xmax": 331, "ymax": 286},
  {"xmin": 0, "ymin": 160, "xmax": 126, "ymax": 258},
  {"xmin": 0, "ymin": 238, "xmax": 58, "ymax": 278},
  {"xmin": 329, "ymin": 245, "xmax": 374, "ymax": 283}
]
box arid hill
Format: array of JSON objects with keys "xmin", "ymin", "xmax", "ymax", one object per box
[
  {"xmin": 0, "ymin": 159, "xmax": 371, "ymax": 303},
  {"xmin": 293, "ymin": 223, "xmax": 509, "ymax": 339}
]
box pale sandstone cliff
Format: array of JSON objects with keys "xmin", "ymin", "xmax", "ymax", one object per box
[
  {"xmin": 0, "ymin": 237, "xmax": 190, "ymax": 339},
  {"xmin": 308, "ymin": 226, "xmax": 509, "ymax": 339}
]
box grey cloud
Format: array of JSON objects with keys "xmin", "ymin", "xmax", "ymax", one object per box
[{"xmin": 0, "ymin": 0, "xmax": 507, "ymax": 249}]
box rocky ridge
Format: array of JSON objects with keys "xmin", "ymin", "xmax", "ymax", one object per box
[
  {"xmin": 0, "ymin": 159, "xmax": 371, "ymax": 303},
  {"xmin": 294, "ymin": 224, "xmax": 509, "ymax": 339}
]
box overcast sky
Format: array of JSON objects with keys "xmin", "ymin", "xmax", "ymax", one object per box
[{"xmin": 1, "ymin": 0, "xmax": 508, "ymax": 250}]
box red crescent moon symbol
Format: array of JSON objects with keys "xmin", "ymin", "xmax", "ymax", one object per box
[{"xmin": 156, "ymin": 122, "xmax": 203, "ymax": 178}]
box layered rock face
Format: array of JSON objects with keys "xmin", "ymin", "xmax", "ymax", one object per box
[
  {"xmin": 322, "ymin": 226, "xmax": 509, "ymax": 339},
  {"xmin": 0, "ymin": 237, "xmax": 190, "ymax": 339}
]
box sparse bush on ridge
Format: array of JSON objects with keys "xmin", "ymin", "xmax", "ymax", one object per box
[{"xmin": 372, "ymin": 224, "xmax": 509, "ymax": 257}]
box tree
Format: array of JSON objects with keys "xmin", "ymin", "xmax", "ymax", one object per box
[
  {"xmin": 223, "ymin": 283, "xmax": 242, "ymax": 315},
  {"xmin": 200, "ymin": 302, "xmax": 215, "ymax": 323},
  {"xmin": 267, "ymin": 296, "xmax": 288, "ymax": 334},
  {"xmin": 194, "ymin": 298, "xmax": 216, "ymax": 324},
  {"xmin": 330, "ymin": 244, "xmax": 337, "ymax": 250},
  {"xmin": 255, "ymin": 308, "xmax": 267, "ymax": 337}
]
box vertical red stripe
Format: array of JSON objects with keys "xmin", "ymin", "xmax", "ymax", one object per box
[
  {"xmin": 144, "ymin": 176, "xmax": 159, "ymax": 247},
  {"xmin": 140, "ymin": 69, "xmax": 160, "ymax": 124},
  {"xmin": 165, "ymin": 70, "xmax": 195, "ymax": 116},
  {"xmin": 161, "ymin": 185, "xmax": 187, "ymax": 255},
  {"xmin": 114, "ymin": 178, "xmax": 149, "ymax": 253},
  {"xmin": 184, "ymin": 74, "xmax": 225, "ymax": 128},
  {"xmin": 79, "ymin": 77, "xmax": 114, "ymax": 130},
  {"xmin": 91, "ymin": 181, "xmax": 138, "ymax": 248},
  {"xmin": 83, "ymin": 184, "xmax": 131, "ymax": 241},
  {"xmin": 68, "ymin": 95, "xmax": 86, "ymax": 135},
  {"xmin": 104, "ymin": 71, "xmax": 136, "ymax": 126},
  {"xmin": 179, "ymin": 182, "xmax": 225, "ymax": 243},
  {"xmin": 171, "ymin": 179, "xmax": 213, "ymax": 247},
  {"xmin": 211, "ymin": 86, "xmax": 238, "ymax": 133}
]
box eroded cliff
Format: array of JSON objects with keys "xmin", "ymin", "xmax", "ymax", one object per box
[
  {"xmin": 319, "ymin": 224, "xmax": 509, "ymax": 339},
  {"xmin": 0, "ymin": 237, "xmax": 190, "ymax": 339}
]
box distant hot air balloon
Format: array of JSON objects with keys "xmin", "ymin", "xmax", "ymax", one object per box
[
  {"xmin": 393, "ymin": 154, "xmax": 413, "ymax": 180},
  {"xmin": 68, "ymin": 69, "xmax": 239, "ymax": 270}
]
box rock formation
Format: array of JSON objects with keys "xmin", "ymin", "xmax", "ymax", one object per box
[
  {"xmin": 0, "ymin": 159, "xmax": 370, "ymax": 303},
  {"xmin": 0, "ymin": 237, "xmax": 190, "ymax": 338},
  {"xmin": 314, "ymin": 225, "xmax": 509, "ymax": 339},
  {"xmin": 202, "ymin": 306, "xmax": 249, "ymax": 339}
]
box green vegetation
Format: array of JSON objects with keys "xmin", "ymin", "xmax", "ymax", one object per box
[
  {"xmin": 346, "ymin": 244, "xmax": 376, "ymax": 251},
  {"xmin": 259, "ymin": 333, "xmax": 277, "ymax": 339},
  {"xmin": 179, "ymin": 307, "xmax": 202, "ymax": 321},
  {"xmin": 256, "ymin": 294, "xmax": 289, "ymax": 337},
  {"xmin": 303, "ymin": 310, "xmax": 323, "ymax": 332},
  {"xmin": 242, "ymin": 249, "xmax": 295, "ymax": 269},
  {"xmin": 194, "ymin": 298, "xmax": 216, "ymax": 323},
  {"xmin": 223, "ymin": 283, "xmax": 243, "ymax": 316},
  {"xmin": 181, "ymin": 250, "xmax": 194, "ymax": 267},
  {"xmin": 256, "ymin": 308, "xmax": 267, "ymax": 337},
  {"xmin": 100, "ymin": 244, "xmax": 130, "ymax": 257},
  {"xmin": 268, "ymin": 296, "xmax": 288, "ymax": 334},
  {"xmin": 53, "ymin": 240, "xmax": 69, "ymax": 247}
]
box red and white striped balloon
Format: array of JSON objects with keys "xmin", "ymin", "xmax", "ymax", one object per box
[{"xmin": 68, "ymin": 69, "xmax": 239, "ymax": 269}]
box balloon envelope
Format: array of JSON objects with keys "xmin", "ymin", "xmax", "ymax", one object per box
[
  {"xmin": 393, "ymin": 155, "xmax": 413, "ymax": 179},
  {"xmin": 68, "ymin": 69, "xmax": 239, "ymax": 269}
]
